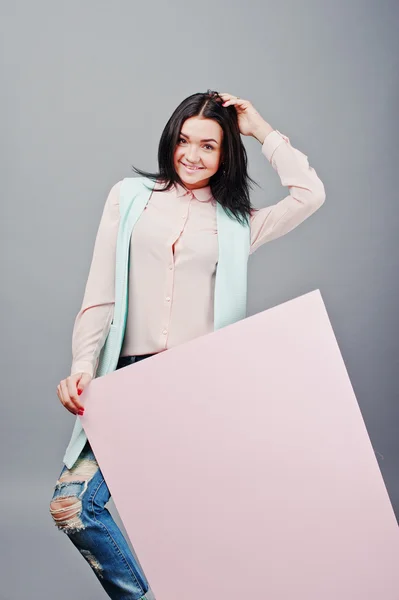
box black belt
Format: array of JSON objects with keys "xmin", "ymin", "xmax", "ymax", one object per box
[{"xmin": 116, "ymin": 354, "xmax": 156, "ymax": 369}]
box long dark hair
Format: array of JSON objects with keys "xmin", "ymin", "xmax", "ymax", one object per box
[{"xmin": 131, "ymin": 90, "xmax": 258, "ymax": 226}]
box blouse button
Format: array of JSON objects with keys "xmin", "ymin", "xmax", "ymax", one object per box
[
  {"xmin": 162, "ymin": 329, "xmax": 168, "ymax": 335},
  {"xmin": 166, "ymin": 297, "xmax": 170, "ymax": 302}
]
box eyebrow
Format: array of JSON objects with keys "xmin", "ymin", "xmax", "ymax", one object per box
[{"xmin": 180, "ymin": 132, "xmax": 220, "ymax": 145}]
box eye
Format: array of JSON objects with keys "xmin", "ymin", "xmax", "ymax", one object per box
[
  {"xmin": 178, "ymin": 137, "xmax": 187, "ymax": 144},
  {"xmin": 204, "ymin": 144, "xmax": 214, "ymax": 151}
]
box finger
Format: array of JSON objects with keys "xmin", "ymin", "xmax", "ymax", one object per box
[
  {"xmin": 222, "ymin": 98, "xmax": 248, "ymax": 108},
  {"xmin": 56, "ymin": 384, "xmax": 64, "ymax": 407},
  {"xmin": 219, "ymin": 93, "xmax": 243, "ymax": 100},
  {"xmin": 77, "ymin": 372, "xmax": 92, "ymax": 393},
  {"xmin": 219, "ymin": 93, "xmax": 238, "ymax": 105},
  {"xmin": 60, "ymin": 378, "xmax": 81, "ymax": 414},
  {"xmin": 59, "ymin": 380, "xmax": 79, "ymax": 415},
  {"xmin": 66, "ymin": 376, "xmax": 84, "ymax": 412}
]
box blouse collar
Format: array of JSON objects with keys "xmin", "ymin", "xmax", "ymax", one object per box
[{"xmin": 173, "ymin": 181, "xmax": 213, "ymax": 203}]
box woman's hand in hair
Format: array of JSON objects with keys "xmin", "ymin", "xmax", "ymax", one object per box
[
  {"xmin": 56, "ymin": 372, "xmax": 92, "ymax": 416},
  {"xmin": 219, "ymin": 93, "xmax": 274, "ymax": 143}
]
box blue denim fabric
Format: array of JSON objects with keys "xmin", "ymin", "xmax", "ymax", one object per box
[{"xmin": 50, "ymin": 354, "xmax": 157, "ymax": 600}]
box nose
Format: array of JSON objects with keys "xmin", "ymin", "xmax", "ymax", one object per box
[{"xmin": 185, "ymin": 145, "xmax": 200, "ymax": 164}]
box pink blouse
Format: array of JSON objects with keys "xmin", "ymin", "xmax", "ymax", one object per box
[{"xmin": 71, "ymin": 129, "xmax": 326, "ymax": 377}]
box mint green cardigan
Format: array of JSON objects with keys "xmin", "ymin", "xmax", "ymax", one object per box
[{"xmin": 63, "ymin": 176, "xmax": 251, "ymax": 469}]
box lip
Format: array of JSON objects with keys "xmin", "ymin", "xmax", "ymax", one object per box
[{"xmin": 180, "ymin": 162, "xmax": 204, "ymax": 172}]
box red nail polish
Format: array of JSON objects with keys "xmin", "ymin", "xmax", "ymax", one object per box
[{"xmin": 78, "ymin": 389, "xmax": 82, "ymax": 396}]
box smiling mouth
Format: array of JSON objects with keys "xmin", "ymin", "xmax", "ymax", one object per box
[{"xmin": 181, "ymin": 162, "xmax": 204, "ymax": 171}]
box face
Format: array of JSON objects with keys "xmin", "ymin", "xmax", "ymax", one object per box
[{"xmin": 173, "ymin": 116, "xmax": 223, "ymax": 190}]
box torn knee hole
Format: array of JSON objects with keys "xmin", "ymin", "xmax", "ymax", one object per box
[
  {"xmin": 49, "ymin": 458, "xmax": 98, "ymax": 533},
  {"xmin": 50, "ymin": 496, "xmax": 81, "ymax": 521},
  {"xmin": 50, "ymin": 496, "xmax": 85, "ymax": 533}
]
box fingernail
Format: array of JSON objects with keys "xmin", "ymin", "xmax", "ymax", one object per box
[{"xmin": 77, "ymin": 389, "xmax": 82, "ymax": 396}]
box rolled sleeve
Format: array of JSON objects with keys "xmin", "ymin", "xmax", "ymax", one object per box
[{"xmin": 250, "ymin": 131, "xmax": 326, "ymax": 254}]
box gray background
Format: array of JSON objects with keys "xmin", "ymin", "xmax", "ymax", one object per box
[{"xmin": 1, "ymin": 0, "xmax": 398, "ymax": 598}]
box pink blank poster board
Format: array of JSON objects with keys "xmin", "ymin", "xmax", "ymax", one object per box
[{"xmin": 81, "ymin": 289, "xmax": 399, "ymax": 600}]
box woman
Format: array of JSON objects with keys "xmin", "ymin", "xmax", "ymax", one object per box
[{"xmin": 49, "ymin": 90, "xmax": 326, "ymax": 600}]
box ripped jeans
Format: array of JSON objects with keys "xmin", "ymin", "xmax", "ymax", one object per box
[{"xmin": 49, "ymin": 354, "xmax": 156, "ymax": 600}]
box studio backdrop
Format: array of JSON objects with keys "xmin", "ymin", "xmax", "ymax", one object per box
[{"xmin": 0, "ymin": 1, "xmax": 397, "ymax": 599}]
